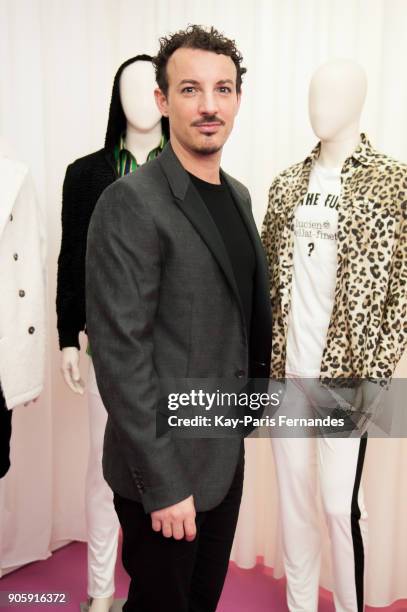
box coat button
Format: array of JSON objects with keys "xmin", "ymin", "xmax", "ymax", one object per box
[
  {"xmin": 28, "ymin": 326, "xmax": 35, "ymax": 334},
  {"xmin": 9, "ymin": 214, "xmax": 13, "ymax": 221},
  {"xmin": 235, "ymin": 369, "xmax": 245, "ymax": 379},
  {"xmin": 19, "ymin": 289, "xmax": 25, "ymax": 297},
  {"xmin": 13, "ymin": 253, "xmax": 18, "ymax": 261}
]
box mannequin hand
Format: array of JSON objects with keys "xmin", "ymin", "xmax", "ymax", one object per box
[
  {"xmin": 23, "ymin": 396, "xmax": 39, "ymax": 407},
  {"xmin": 353, "ymin": 380, "xmax": 384, "ymax": 434},
  {"xmin": 151, "ymin": 495, "xmax": 196, "ymax": 541},
  {"xmin": 61, "ymin": 347, "xmax": 85, "ymax": 394}
]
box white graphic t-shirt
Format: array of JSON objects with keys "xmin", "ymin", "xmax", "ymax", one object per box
[{"xmin": 285, "ymin": 161, "xmax": 341, "ymax": 376}]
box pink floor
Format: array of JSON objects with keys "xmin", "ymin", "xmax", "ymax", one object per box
[{"xmin": 0, "ymin": 541, "xmax": 406, "ymax": 611}]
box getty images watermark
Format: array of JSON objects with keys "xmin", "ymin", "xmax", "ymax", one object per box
[
  {"xmin": 167, "ymin": 389, "xmax": 281, "ymax": 411},
  {"xmin": 164, "ymin": 388, "xmax": 348, "ymax": 431},
  {"xmin": 166, "ymin": 388, "xmax": 281, "ymax": 429},
  {"xmin": 156, "ymin": 377, "xmax": 407, "ymax": 438}
]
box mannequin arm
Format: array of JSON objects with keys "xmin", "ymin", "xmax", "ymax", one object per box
[
  {"xmin": 261, "ymin": 176, "xmax": 280, "ymax": 295},
  {"xmin": 56, "ymin": 163, "xmax": 87, "ymax": 350},
  {"xmin": 370, "ymin": 196, "xmax": 407, "ymax": 379},
  {"xmin": 61, "ymin": 347, "xmax": 85, "ymax": 394}
]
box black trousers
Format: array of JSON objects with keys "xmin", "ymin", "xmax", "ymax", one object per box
[
  {"xmin": 114, "ymin": 449, "xmax": 244, "ymax": 612},
  {"xmin": 0, "ymin": 386, "xmax": 12, "ymax": 478}
]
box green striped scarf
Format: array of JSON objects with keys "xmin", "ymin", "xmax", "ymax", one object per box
[{"xmin": 114, "ymin": 132, "xmax": 167, "ymax": 176}]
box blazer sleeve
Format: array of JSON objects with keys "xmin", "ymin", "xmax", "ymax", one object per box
[{"xmin": 85, "ymin": 179, "xmax": 192, "ymax": 513}]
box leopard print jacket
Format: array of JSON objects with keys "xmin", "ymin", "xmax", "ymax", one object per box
[{"xmin": 261, "ymin": 134, "xmax": 407, "ymax": 381}]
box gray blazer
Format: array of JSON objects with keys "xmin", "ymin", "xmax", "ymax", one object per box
[{"xmin": 86, "ymin": 143, "xmax": 272, "ymax": 513}]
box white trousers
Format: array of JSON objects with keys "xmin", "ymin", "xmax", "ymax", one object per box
[
  {"xmin": 272, "ymin": 379, "xmax": 368, "ymax": 612},
  {"xmin": 86, "ymin": 361, "xmax": 120, "ymax": 598}
]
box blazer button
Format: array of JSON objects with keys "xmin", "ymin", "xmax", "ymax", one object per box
[
  {"xmin": 28, "ymin": 326, "xmax": 35, "ymax": 334},
  {"xmin": 9, "ymin": 214, "xmax": 13, "ymax": 221},
  {"xmin": 19, "ymin": 289, "xmax": 25, "ymax": 297},
  {"xmin": 13, "ymin": 253, "xmax": 18, "ymax": 261},
  {"xmin": 235, "ymin": 369, "xmax": 245, "ymax": 379}
]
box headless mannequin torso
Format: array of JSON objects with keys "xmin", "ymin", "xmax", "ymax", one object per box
[
  {"xmin": 286, "ymin": 59, "xmax": 368, "ymax": 376},
  {"xmin": 308, "ymin": 59, "xmax": 373, "ymax": 411},
  {"xmin": 268, "ymin": 60, "xmax": 371, "ymax": 612},
  {"xmin": 61, "ymin": 61, "xmax": 163, "ymax": 395}
]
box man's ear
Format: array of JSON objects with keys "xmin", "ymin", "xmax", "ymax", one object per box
[{"xmin": 154, "ymin": 88, "xmax": 169, "ymax": 117}]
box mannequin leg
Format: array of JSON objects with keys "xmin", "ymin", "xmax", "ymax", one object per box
[
  {"xmin": 271, "ymin": 381, "xmax": 321, "ymax": 612},
  {"xmin": 318, "ymin": 436, "xmax": 368, "ymax": 612},
  {"xmin": 0, "ymin": 386, "xmax": 12, "ymax": 479},
  {"xmin": 86, "ymin": 362, "xmax": 120, "ymax": 607}
]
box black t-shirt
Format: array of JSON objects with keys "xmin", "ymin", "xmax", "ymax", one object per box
[{"xmin": 188, "ymin": 172, "xmax": 256, "ymax": 336}]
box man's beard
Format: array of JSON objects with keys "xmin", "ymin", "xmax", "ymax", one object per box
[
  {"xmin": 191, "ymin": 142, "xmax": 223, "ymax": 156},
  {"xmin": 189, "ymin": 115, "xmax": 225, "ymax": 155}
]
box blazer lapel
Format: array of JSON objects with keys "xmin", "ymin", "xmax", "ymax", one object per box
[
  {"xmin": 158, "ymin": 144, "xmax": 243, "ymax": 318},
  {"xmin": 222, "ymin": 172, "xmax": 272, "ymax": 367},
  {"xmin": 181, "ymin": 182, "xmax": 243, "ymax": 298},
  {"xmin": 222, "ymin": 171, "xmax": 269, "ymax": 287},
  {"xmin": 158, "ymin": 143, "xmax": 272, "ymax": 368}
]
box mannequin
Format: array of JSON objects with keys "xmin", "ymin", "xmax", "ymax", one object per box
[
  {"xmin": 120, "ymin": 60, "xmax": 163, "ymax": 163},
  {"xmin": 0, "ymin": 157, "xmax": 45, "ymax": 479},
  {"xmin": 308, "ymin": 59, "xmax": 366, "ymax": 167},
  {"xmin": 56, "ymin": 56, "xmax": 168, "ymax": 612},
  {"xmin": 262, "ymin": 59, "xmax": 407, "ymax": 612}
]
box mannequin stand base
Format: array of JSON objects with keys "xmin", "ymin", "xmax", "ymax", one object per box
[{"xmin": 80, "ymin": 598, "xmax": 125, "ymax": 612}]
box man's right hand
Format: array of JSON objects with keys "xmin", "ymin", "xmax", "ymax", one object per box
[
  {"xmin": 151, "ymin": 495, "xmax": 196, "ymax": 541},
  {"xmin": 61, "ymin": 347, "xmax": 85, "ymax": 394}
]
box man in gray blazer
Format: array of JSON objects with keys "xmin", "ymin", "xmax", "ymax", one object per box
[{"xmin": 86, "ymin": 25, "xmax": 272, "ymax": 612}]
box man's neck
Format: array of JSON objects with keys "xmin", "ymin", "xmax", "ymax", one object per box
[
  {"xmin": 318, "ymin": 128, "xmax": 361, "ymax": 169},
  {"xmin": 125, "ymin": 122, "xmax": 162, "ymax": 165},
  {"xmin": 171, "ymin": 137, "xmax": 222, "ymax": 184}
]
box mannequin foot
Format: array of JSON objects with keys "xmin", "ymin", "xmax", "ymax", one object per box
[{"xmin": 88, "ymin": 595, "xmax": 114, "ymax": 612}]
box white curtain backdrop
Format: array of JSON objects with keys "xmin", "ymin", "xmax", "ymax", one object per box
[{"xmin": 0, "ymin": 0, "xmax": 406, "ymax": 605}]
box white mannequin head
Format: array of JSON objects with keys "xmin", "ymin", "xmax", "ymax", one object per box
[
  {"xmin": 308, "ymin": 59, "xmax": 367, "ymax": 141},
  {"xmin": 120, "ymin": 60, "xmax": 162, "ymax": 132}
]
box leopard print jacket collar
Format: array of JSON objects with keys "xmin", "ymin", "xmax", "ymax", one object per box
[{"xmin": 262, "ymin": 133, "xmax": 407, "ymax": 382}]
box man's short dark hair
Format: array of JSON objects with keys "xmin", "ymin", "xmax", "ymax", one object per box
[{"xmin": 153, "ymin": 24, "xmax": 247, "ymax": 96}]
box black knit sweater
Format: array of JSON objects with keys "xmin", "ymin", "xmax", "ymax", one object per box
[{"xmin": 56, "ymin": 55, "xmax": 169, "ymax": 350}]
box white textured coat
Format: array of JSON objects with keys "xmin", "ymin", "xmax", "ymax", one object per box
[{"xmin": 0, "ymin": 156, "xmax": 46, "ymax": 409}]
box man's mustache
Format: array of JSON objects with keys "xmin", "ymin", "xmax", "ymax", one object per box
[{"xmin": 191, "ymin": 115, "xmax": 225, "ymax": 126}]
